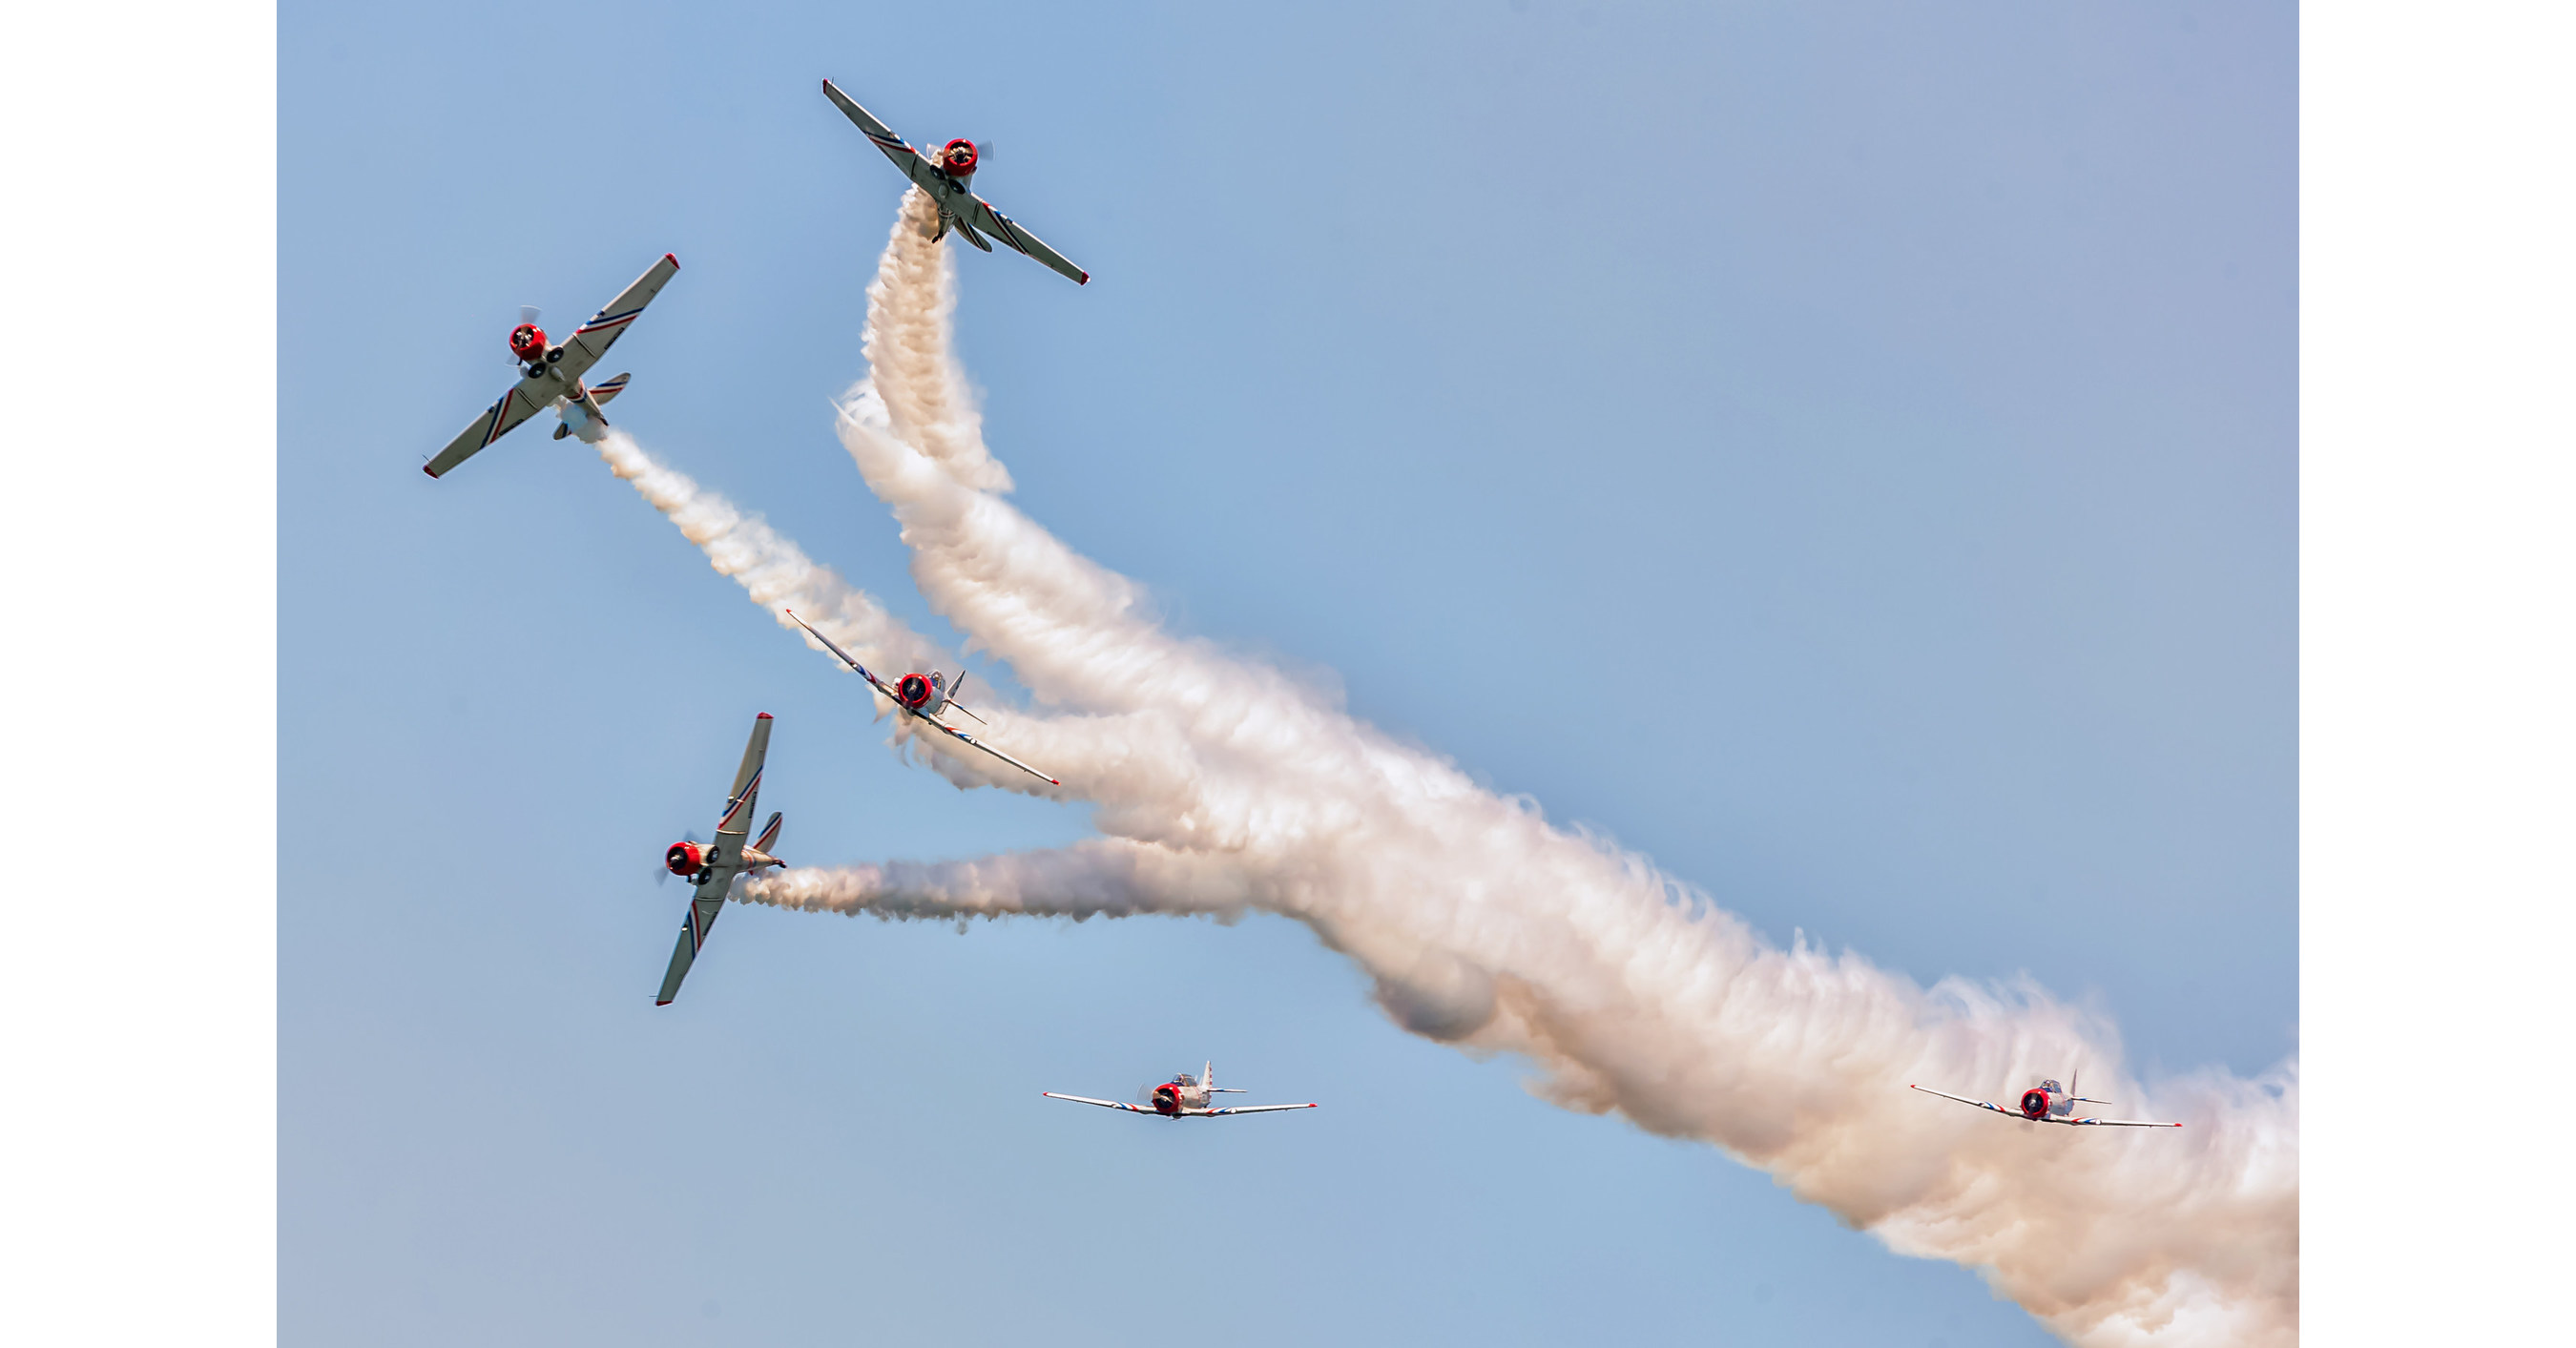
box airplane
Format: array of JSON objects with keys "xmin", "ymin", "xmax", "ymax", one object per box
[
  {"xmin": 423, "ymin": 253, "xmax": 681, "ymax": 479},
  {"xmin": 1909, "ymin": 1070, "xmax": 2181, "ymax": 1129},
  {"xmin": 783, "ymin": 609, "xmax": 1060, "ymax": 787},
  {"xmin": 821, "ymin": 79, "xmax": 1090, "ymax": 286},
  {"xmin": 654, "ymin": 713, "xmax": 787, "ymax": 1006},
  {"xmin": 1044, "ymin": 1063, "xmax": 1319, "ymax": 1121}
]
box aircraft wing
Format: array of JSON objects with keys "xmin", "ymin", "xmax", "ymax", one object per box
[
  {"xmin": 1909, "ymin": 1085, "xmax": 2179, "ymax": 1129},
  {"xmin": 558, "ymin": 254, "xmax": 680, "ymax": 381},
  {"xmin": 821, "ymin": 81, "xmax": 948, "ymax": 193},
  {"xmin": 1204, "ymin": 1103, "xmax": 1319, "ymax": 1117},
  {"xmin": 784, "ymin": 608, "xmax": 915, "ymax": 710},
  {"xmin": 655, "ymin": 869, "xmax": 733, "ymax": 1006},
  {"xmin": 1908, "ymin": 1085, "xmax": 2014, "ymax": 1116},
  {"xmin": 424, "ymin": 378, "xmax": 552, "ymax": 478},
  {"xmin": 924, "ymin": 715, "xmax": 1061, "ymax": 788},
  {"xmin": 957, "ymin": 195, "xmax": 1089, "ymax": 285},
  {"xmin": 654, "ymin": 714, "xmax": 774, "ymax": 1006},
  {"xmin": 714, "ymin": 713, "xmax": 773, "ymax": 842},
  {"xmin": 1041, "ymin": 1092, "xmax": 1157, "ymax": 1114}
]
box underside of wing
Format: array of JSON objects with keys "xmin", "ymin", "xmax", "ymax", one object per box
[
  {"xmin": 963, "ymin": 196, "xmax": 1089, "ymax": 285},
  {"xmin": 561, "ymin": 253, "xmax": 680, "ymax": 376},
  {"xmin": 424, "ymin": 382, "xmax": 548, "ymax": 478},
  {"xmin": 1204, "ymin": 1103, "xmax": 1319, "ymax": 1117},
  {"xmin": 2071, "ymin": 1116, "xmax": 2183, "ymax": 1128},
  {"xmin": 1042, "ymin": 1092, "xmax": 1152, "ymax": 1113},
  {"xmin": 654, "ymin": 883, "xmax": 731, "ymax": 1006},
  {"xmin": 716, "ymin": 714, "xmax": 774, "ymax": 837},
  {"xmin": 783, "ymin": 609, "xmax": 894, "ymax": 698},
  {"xmin": 821, "ymin": 80, "xmax": 949, "ymax": 193}
]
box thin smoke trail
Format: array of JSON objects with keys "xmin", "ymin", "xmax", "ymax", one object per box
[
  {"xmin": 593, "ymin": 427, "xmax": 968, "ymax": 776},
  {"xmin": 694, "ymin": 193, "xmax": 2298, "ymax": 1345},
  {"xmin": 594, "ymin": 425, "xmax": 1086, "ymax": 793}
]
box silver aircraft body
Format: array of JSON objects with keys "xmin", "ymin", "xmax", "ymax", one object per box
[
  {"xmin": 1044, "ymin": 1063, "xmax": 1318, "ymax": 1121},
  {"xmin": 1910, "ymin": 1071, "xmax": 2181, "ymax": 1129},
  {"xmin": 424, "ymin": 253, "xmax": 680, "ymax": 478},
  {"xmin": 821, "ymin": 79, "xmax": 1089, "ymax": 285},
  {"xmin": 655, "ymin": 713, "xmax": 786, "ymax": 1006},
  {"xmin": 784, "ymin": 609, "xmax": 1060, "ymax": 787}
]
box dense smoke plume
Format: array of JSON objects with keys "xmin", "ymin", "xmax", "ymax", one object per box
[{"xmin": 637, "ymin": 189, "xmax": 2299, "ymax": 1345}]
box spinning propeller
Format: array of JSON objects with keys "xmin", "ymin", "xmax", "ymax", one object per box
[{"xmin": 654, "ymin": 830, "xmax": 702, "ymax": 887}]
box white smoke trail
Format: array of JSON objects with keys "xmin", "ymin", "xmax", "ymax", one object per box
[
  {"xmin": 594, "ymin": 427, "xmax": 1005, "ymax": 778},
  {"xmin": 856, "ymin": 191, "xmax": 1014, "ymax": 494},
  {"xmin": 699, "ymin": 194, "xmax": 2296, "ymax": 1344}
]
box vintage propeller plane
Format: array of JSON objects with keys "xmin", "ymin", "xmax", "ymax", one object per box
[
  {"xmin": 1909, "ymin": 1070, "xmax": 2180, "ymax": 1129},
  {"xmin": 1044, "ymin": 1063, "xmax": 1318, "ymax": 1121},
  {"xmin": 423, "ymin": 253, "xmax": 680, "ymax": 478},
  {"xmin": 821, "ymin": 79, "xmax": 1090, "ymax": 286},
  {"xmin": 783, "ymin": 609, "xmax": 1060, "ymax": 787},
  {"xmin": 654, "ymin": 713, "xmax": 786, "ymax": 1006}
]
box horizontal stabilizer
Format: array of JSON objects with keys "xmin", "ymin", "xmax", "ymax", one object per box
[
  {"xmin": 754, "ymin": 811, "xmax": 782, "ymax": 854},
  {"xmin": 952, "ymin": 218, "xmax": 995, "ymax": 252},
  {"xmin": 591, "ymin": 372, "xmax": 632, "ymax": 404}
]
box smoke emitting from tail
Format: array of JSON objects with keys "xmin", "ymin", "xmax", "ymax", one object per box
[{"xmin": 627, "ymin": 188, "xmax": 2299, "ymax": 1346}]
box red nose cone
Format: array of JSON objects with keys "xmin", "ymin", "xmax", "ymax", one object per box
[
  {"xmin": 2021, "ymin": 1089, "xmax": 2051, "ymax": 1120},
  {"xmin": 942, "ymin": 138, "xmax": 977, "ymax": 175},
  {"xmin": 666, "ymin": 841, "xmax": 704, "ymax": 876},
  {"xmin": 1153, "ymin": 1085, "xmax": 1179, "ymax": 1115},
  {"xmin": 509, "ymin": 322, "xmax": 548, "ymax": 360},
  {"xmin": 896, "ymin": 674, "xmax": 932, "ymax": 708}
]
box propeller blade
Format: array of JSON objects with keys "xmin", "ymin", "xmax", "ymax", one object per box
[{"xmin": 654, "ymin": 830, "xmax": 705, "ymax": 886}]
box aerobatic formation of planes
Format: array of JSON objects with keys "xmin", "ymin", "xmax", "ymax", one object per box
[{"xmin": 420, "ymin": 79, "xmax": 2175, "ymax": 1142}]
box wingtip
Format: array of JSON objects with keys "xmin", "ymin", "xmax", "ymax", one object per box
[
  {"xmin": 1077, "ymin": 272, "xmax": 1091, "ymax": 285},
  {"xmin": 665, "ymin": 252, "xmax": 679, "ymax": 268},
  {"xmin": 421, "ymin": 464, "xmax": 440, "ymax": 478},
  {"xmin": 757, "ymin": 712, "xmax": 773, "ymax": 720},
  {"xmin": 654, "ymin": 998, "xmax": 674, "ymax": 1006}
]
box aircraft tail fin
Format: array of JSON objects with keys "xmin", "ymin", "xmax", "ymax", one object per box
[
  {"xmin": 754, "ymin": 811, "xmax": 783, "ymax": 855},
  {"xmin": 952, "ymin": 218, "xmax": 996, "ymax": 252},
  {"xmin": 590, "ymin": 372, "xmax": 632, "ymax": 405}
]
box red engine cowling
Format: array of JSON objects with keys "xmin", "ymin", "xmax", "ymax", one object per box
[
  {"xmin": 939, "ymin": 138, "xmax": 978, "ymax": 176},
  {"xmin": 509, "ymin": 322, "xmax": 549, "ymax": 363},
  {"xmin": 666, "ymin": 840, "xmax": 705, "ymax": 877},
  {"xmin": 1152, "ymin": 1083, "xmax": 1181, "ymax": 1115},
  {"xmin": 895, "ymin": 673, "xmax": 935, "ymax": 708},
  {"xmin": 2020, "ymin": 1089, "xmax": 2052, "ymax": 1120}
]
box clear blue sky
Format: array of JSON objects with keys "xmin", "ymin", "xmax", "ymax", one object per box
[{"xmin": 280, "ymin": 3, "xmax": 2292, "ymax": 1343}]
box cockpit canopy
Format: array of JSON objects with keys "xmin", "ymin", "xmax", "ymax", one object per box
[
  {"xmin": 1171, "ymin": 1072, "xmax": 1198, "ymax": 1087},
  {"xmin": 2036, "ymin": 1078, "xmax": 2064, "ymax": 1093}
]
